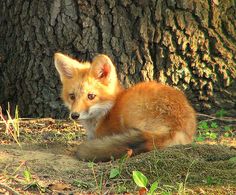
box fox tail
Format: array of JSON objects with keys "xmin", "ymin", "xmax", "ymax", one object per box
[{"xmin": 76, "ymin": 129, "xmax": 152, "ymax": 162}]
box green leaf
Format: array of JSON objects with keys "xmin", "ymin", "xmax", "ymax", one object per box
[
  {"xmin": 195, "ymin": 135, "xmax": 205, "ymax": 142},
  {"xmin": 149, "ymin": 181, "xmax": 158, "ymax": 195},
  {"xmin": 224, "ymin": 126, "xmax": 231, "ymax": 131},
  {"xmin": 224, "ymin": 132, "xmax": 230, "ymax": 138},
  {"xmin": 205, "ymin": 176, "xmax": 220, "ymax": 185},
  {"xmin": 73, "ymin": 180, "xmax": 90, "ymax": 188},
  {"xmin": 206, "ymin": 176, "xmax": 213, "ymax": 185},
  {"xmin": 210, "ymin": 122, "xmax": 218, "ymax": 129},
  {"xmin": 109, "ymin": 168, "xmax": 120, "ymax": 179},
  {"xmin": 132, "ymin": 171, "xmax": 148, "ymax": 188},
  {"xmin": 229, "ymin": 157, "xmax": 236, "ymax": 163},
  {"xmin": 87, "ymin": 162, "xmax": 94, "ymax": 168},
  {"xmin": 216, "ymin": 109, "xmax": 227, "ymax": 118},
  {"xmin": 198, "ymin": 121, "xmax": 209, "ymax": 130},
  {"xmin": 23, "ymin": 169, "xmax": 32, "ymax": 183},
  {"xmin": 209, "ymin": 132, "xmax": 217, "ymax": 140}
]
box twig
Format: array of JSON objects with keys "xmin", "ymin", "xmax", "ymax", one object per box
[
  {"xmin": 0, "ymin": 183, "xmax": 20, "ymax": 195},
  {"xmin": 197, "ymin": 113, "xmax": 236, "ymax": 122}
]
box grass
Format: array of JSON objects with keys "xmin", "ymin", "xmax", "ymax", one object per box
[
  {"xmin": 0, "ymin": 104, "xmax": 21, "ymax": 147},
  {"xmin": 0, "ymin": 107, "xmax": 235, "ymax": 194},
  {"xmin": 131, "ymin": 160, "xmax": 197, "ymax": 195},
  {"xmin": 1, "ymin": 160, "xmax": 47, "ymax": 194}
]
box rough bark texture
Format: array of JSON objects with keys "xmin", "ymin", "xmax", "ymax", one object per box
[{"xmin": 0, "ymin": 0, "xmax": 235, "ymax": 118}]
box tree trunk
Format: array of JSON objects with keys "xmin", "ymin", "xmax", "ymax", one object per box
[{"xmin": 0, "ymin": 0, "xmax": 235, "ymax": 118}]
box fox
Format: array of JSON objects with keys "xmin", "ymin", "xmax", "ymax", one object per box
[{"xmin": 54, "ymin": 52, "xmax": 196, "ymax": 162}]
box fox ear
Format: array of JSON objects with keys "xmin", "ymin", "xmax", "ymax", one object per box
[
  {"xmin": 54, "ymin": 53, "xmax": 78, "ymax": 80},
  {"xmin": 90, "ymin": 54, "xmax": 117, "ymax": 85}
]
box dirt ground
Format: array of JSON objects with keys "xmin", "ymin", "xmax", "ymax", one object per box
[{"xmin": 0, "ymin": 118, "xmax": 235, "ymax": 194}]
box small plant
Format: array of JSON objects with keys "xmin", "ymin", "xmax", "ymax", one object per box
[
  {"xmin": 88, "ymin": 162, "xmax": 104, "ymax": 193},
  {"xmin": 2, "ymin": 161, "xmax": 46, "ymax": 193},
  {"xmin": 223, "ymin": 126, "xmax": 234, "ymax": 138},
  {"xmin": 229, "ymin": 157, "xmax": 236, "ymax": 164},
  {"xmin": 0, "ymin": 104, "xmax": 21, "ymax": 147},
  {"xmin": 210, "ymin": 122, "xmax": 218, "ymax": 129},
  {"xmin": 109, "ymin": 154, "xmax": 128, "ymax": 179},
  {"xmin": 23, "ymin": 168, "xmax": 32, "ymax": 184},
  {"xmin": 196, "ymin": 121, "xmax": 219, "ymax": 142},
  {"xmin": 196, "ymin": 121, "xmax": 208, "ymax": 142},
  {"xmin": 22, "ymin": 164, "xmax": 46, "ymax": 192},
  {"xmin": 132, "ymin": 161, "xmax": 195, "ymax": 194},
  {"xmin": 132, "ymin": 171, "xmax": 158, "ymax": 195},
  {"xmin": 109, "ymin": 168, "xmax": 120, "ymax": 179},
  {"xmin": 73, "ymin": 180, "xmax": 91, "ymax": 189},
  {"xmin": 198, "ymin": 121, "xmax": 209, "ymax": 130},
  {"xmin": 203, "ymin": 176, "xmax": 221, "ymax": 185},
  {"xmin": 205, "ymin": 131, "xmax": 218, "ymax": 140},
  {"xmin": 177, "ymin": 182, "xmax": 186, "ymax": 195},
  {"xmin": 215, "ymin": 109, "xmax": 227, "ymax": 118},
  {"xmin": 177, "ymin": 160, "xmax": 195, "ymax": 195}
]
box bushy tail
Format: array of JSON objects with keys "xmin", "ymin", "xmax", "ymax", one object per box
[
  {"xmin": 76, "ymin": 129, "xmax": 150, "ymax": 162},
  {"xmin": 75, "ymin": 127, "xmax": 193, "ymax": 162}
]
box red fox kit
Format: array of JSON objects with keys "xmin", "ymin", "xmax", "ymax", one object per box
[{"xmin": 54, "ymin": 53, "xmax": 196, "ymax": 161}]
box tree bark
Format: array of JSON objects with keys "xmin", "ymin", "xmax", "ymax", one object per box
[{"xmin": 0, "ymin": 0, "xmax": 235, "ymax": 118}]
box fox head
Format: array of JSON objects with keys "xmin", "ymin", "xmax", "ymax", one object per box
[{"xmin": 54, "ymin": 53, "xmax": 122, "ymax": 120}]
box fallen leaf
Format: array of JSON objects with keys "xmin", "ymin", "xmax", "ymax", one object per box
[
  {"xmin": 48, "ymin": 183, "xmax": 71, "ymax": 191},
  {"xmin": 138, "ymin": 187, "xmax": 147, "ymax": 195}
]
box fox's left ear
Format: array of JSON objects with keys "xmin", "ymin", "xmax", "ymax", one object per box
[
  {"xmin": 90, "ymin": 54, "xmax": 117, "ymax": 85},
  {"xmin": 54, "ymin": 52, "xmax": 88, "ymax": 81}
]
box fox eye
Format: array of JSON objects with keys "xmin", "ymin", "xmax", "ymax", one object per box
[
  {"xmin": 87, "ymin": 93, "xmax": 96, "ymax": 100},
  {"xmin": 69, "ymin": 93, "xmax": 75, "ymax": 101}
]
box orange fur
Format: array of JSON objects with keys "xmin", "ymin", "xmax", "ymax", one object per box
[{"xmin": 54, "ymin": 53, "xmax": 196, "ymax": 162}]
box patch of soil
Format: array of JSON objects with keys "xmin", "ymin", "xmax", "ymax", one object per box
[{"xmin": 0, "ymin": 118, "xmax": 235, "ymax": 194}]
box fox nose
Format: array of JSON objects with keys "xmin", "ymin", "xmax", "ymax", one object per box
[{"xmin": 70, "ymin": 112, "xmax": 80, "ymax": 120}]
